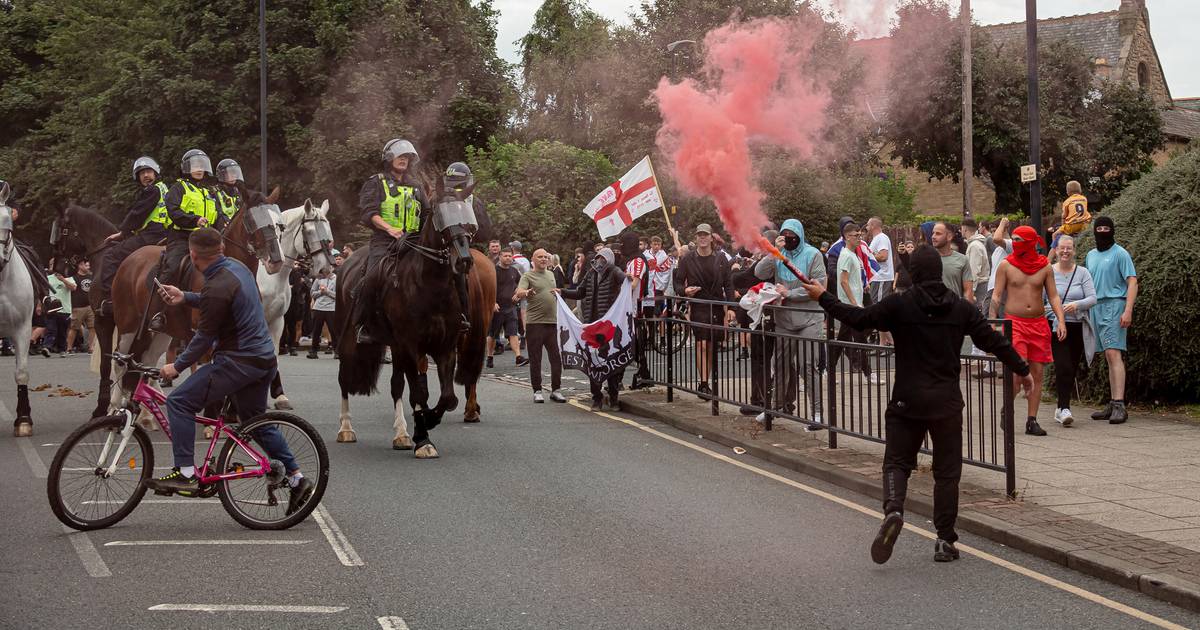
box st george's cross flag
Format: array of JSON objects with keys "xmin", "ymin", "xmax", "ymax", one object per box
[{"xmin": 583, "ymin": 156, "xmax": 664, "ymax": 240}]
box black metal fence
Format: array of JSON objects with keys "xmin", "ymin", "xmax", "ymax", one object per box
[{"xmin": 637, "ymin": 295, "xmax": 1017, "ymax": 496}]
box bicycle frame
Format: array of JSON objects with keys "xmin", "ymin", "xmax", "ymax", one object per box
[{"xmin": 92, "ymin": 374, "xmax": 272, "ymax": 485}]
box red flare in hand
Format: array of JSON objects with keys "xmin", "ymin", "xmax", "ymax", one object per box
[{"xmin": 757, "ymin": 235, "xmax": 785, "ymax": 261}]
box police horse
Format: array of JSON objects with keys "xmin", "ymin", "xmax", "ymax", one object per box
[
  {"xmin": 334, "ymin": 184, "xmax": 495, "ymax": 457},
  {"xmin": 256, "ymin": 199, "xmax": 334, "ymax": 410},
  {"xmin": 0, "ymin": 183, "xmax": 38, "ymax": 436}
]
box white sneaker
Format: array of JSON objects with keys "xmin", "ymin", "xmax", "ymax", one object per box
[
  {"xmin": 1055, "ymin": 408, "xmax": 1074, "ymax": 427},
  {"xmin": 805, "ymin": 411, "xmax": 825, "ymax": 432},
  {"xmin": 755, "ymin": 411, "xmax": 770, "ymax": 424},
  {"xmin": 533, "ymin": 391, "xmax": 545, "ymax": 403},
  {"xmin": 866, "ymin": 374, "xmax": 881, "ymax": 384},
  {"xmin": 549, "ymin": 390, "xmax": 567, "ymax": 403}
]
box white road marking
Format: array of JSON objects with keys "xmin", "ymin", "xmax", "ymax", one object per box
[
  {"xmin": 105, "ymin": 539, "xmax": 310, "ymax": 546},
  {"xmin": 18, "ymin": 436, "xmax": 48, "ymax": 479},
  {"xmin": 569, "ymin": 400, "xmax": 1189, "ymax": 630},
  {"xmin": 62, "ymin": 525, "xmax": 111, "ymax": 578},
  {"xmin": 313, "ymin": 504, "xmax": 365, "ymax": 567},
  {"xmin": 377, "ymin": 615, "xmax": 411, "ymax": 629},
  {"xmin": 149, "ymin": 604, "xmax": 347, "ymax": 613}
]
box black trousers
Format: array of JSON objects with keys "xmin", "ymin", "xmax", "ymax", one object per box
[
  {"xmin": 525, "ymin": 323, "xmax": 561, "ymax": 392},
  {"xmin": 310, "ymin": 310, "xmax": 337, "ymax": 353},
  {"xmin": 281, "ymin": 295, "xmax": 304, "ymax": 349},
  {"xmin": 161, "ymin": 233, "xmax": 191, "ymax": 283},
  {"xmin": 749, "ymin": 321, "xmax": 775, "ymax": 407},
  {"xmin": 882, "ymin": 410, "xmax": 963, "ymax": 543},
  {"xmin": 97, "ymin": 228, "xmax": 166, "ymax": 303},
  {"xmin": 590, "ymin": 370, "xmax": 623, "ymax": 404},
  {"xmin": 828, "ymin": 322, "xmax": 872, "ymax": 376},
  {"xmin": 1051, "ymin": 321, "xmax": 1085, "ymax": 409}
]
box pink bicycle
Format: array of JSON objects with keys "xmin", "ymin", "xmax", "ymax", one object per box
[{"xmin": 47, "ymin": 352, "xmax": 328, "ymax": 531}]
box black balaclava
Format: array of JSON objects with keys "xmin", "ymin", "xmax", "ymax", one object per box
[
  {"xmin": 782, "ymin": 230, "xmax": 800, "ymax": 251},
  {"xmin": 618, "ymin": 232, "xmax": 641, "ymax": 268},
  {"xmin": 909, "ymin": 244, "xmax": 955, "ymax": 315},
  {"xmin": 1094, "ymin": 216, "xmax": 1115, "ymax": 252}
]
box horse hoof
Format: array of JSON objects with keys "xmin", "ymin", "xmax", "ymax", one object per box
[
  {"xmin": 415, "ymin": 444, "xmax": 439, "ymax": 459},
  {"xmin": 463, "ymin": 413, "xmax": 480, "ymax": 423},
  {"xmin": 336, "ymin": 430, "xmax": 357, "ymax": 443},
  {"xmin": 13, "ymin": 421, "xmax": 32, "ymax": 438},
  {"xmin": 273, "ymin": 397, "xmax": 293, "ymax": 411},
  {"xmin": 392, "ymin": 435, "xmax": 414, "ymax": 450}
]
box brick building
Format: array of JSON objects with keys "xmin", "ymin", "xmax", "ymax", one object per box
[{"xmin": 857, "ymin": 0, "xmax": 1199, "ymax": 216}]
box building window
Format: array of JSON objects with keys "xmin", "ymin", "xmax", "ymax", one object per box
[{"xmin": 1138, "ymin": 62, "xmax": 1149, "ymax": 88}]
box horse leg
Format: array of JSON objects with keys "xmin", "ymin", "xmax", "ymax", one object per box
[
  {"xmin": 427, "ymin": 352, "xmax": 458, "ymax": 429},
  {"xmin": 407, "ymin": 360, "xmax": 438, "ymax": 459},
  {"xmin": 464, "ymin": 383, "xmax": 481, "ymax": 423},
  {"xmin": 390, "ymin": 358, "xmax": 414, "ymax": 450},
  {"xmin": 109, "ymin": 331, "xmax": 137, "ymax": 413},
  {"xmin": 270, "ymin": 371, "xmax": 292, "ymax": 410},
  {"xmin": 336, "ymin": 393, "xmax": 357, "ymax": 443},
  {"xmin": 92, "ymin": 318, "xmax": 115, "ymax": 418},
  {"xmin": 13, "ymin": 322, "xmax": 32, "ymax": 437},
  {"xmin": 136, "ymin": 333, "xmax": 171, "ymax": 432}
]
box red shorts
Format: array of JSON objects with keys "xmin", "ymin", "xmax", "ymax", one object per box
[{"xmin": 1006, "ymin": 314, "xmax": 1052, "ymax": 364}]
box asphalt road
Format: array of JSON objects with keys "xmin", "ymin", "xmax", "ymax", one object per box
[{"xmin": 1, "ymin": 351, "xmax": 1198, "ymax": 629}]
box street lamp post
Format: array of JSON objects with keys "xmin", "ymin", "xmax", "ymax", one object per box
[
  {"xmin": 1025, "ymin": 0, "xmax": 1042, "ymax": 238},
  {"xmin": 259, "ymin": 0, "xmax": 268, "ymax": 190},
  {"xmin": 961, "ymin": 0, "xmax": 973, "ymax": 219}
]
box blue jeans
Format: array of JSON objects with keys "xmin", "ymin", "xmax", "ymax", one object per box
[{"xmin": 165, "ymin": 354, "xmax": 298, "ymax": 472}]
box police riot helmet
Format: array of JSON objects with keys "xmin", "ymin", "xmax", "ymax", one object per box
[
  {"xmin": 444, "ymin": 162, "xmax": 474, "ymax": 191},
  {"xmin": 381, "ymin": 139, "xmax": 419, "ymax": 166},
  {"xmin": 216, "ymin": 158, "xmax": 244, "ymax": 185},
  {"xmin": 180, "ymin": 149, "xmax": 213, "ymax": 177},
  {"xmin": 132, "ymin": 156, "xmax": 161, "ymax": 183}
]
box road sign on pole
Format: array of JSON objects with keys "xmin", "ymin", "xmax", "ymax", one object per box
[{"xmin": 1020, "ymin": 164, "xmax": 1036, "ymax": 183}]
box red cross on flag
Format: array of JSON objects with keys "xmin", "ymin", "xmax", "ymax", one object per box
[{"xmin": 583, "ymin": 156, "xmax": 664, "ymax": 240}]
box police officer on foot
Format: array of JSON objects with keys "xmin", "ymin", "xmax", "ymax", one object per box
[
  {"xmin": 351, "ymin": 138, "xmax": 429, "ymax": 344},
  {"xmin": 150, "ymin": 149, "xmax": 224, "ymax": 331},
  {"xmin": 96, "ymin": 157, "xmax": 172, "ymax": 318},
  {"xmin": 797, "ymin": 244, "xmax": 1033, "ymax": 564}
]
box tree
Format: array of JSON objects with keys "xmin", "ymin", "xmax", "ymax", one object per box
[{"xmin": 885, "ymin": 0, "xmax": 1164, "ymax": 216}]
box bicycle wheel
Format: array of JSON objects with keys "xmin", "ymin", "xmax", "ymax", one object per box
[
  {"xmin": 215, "ymin": 412, "xmax": 329, "ymax": 530},
  {"xmin": 48, "ymin": 414, "xmax": 154, "ymax": 531}
]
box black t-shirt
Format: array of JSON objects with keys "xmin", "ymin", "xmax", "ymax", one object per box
[
  {"xmin": 71, "ymin": 273, "xmax": 92, "ymax": 308},
  {"xmin": 495, "ymin": 264, "xmax": 522, "ymax": 311}
]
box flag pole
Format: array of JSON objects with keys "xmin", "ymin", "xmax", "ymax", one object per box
[{"xmin": 646, "ymin": 156, "xmax": 674, "ymax": 232}]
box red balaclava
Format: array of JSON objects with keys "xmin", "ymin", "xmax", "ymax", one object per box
[{"xmin": 1006, "ymin": 225, "xmax": 1048, "ymax": 275}]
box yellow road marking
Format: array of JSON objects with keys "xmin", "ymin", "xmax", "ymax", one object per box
[{"xmin": 568, "ymin": 400, "xmax": 1189, "ymax": 630}]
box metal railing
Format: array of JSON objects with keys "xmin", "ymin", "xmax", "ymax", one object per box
[{"xmin": 636, "ymin": 294, "xmax": 1017, "ymax": 496}]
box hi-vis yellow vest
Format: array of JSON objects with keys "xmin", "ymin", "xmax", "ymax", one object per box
[
  {"xmin": 378, "ymin": 175, "xmax": 421, "ymax": 232},
  {"xmin": 216, "ymin": 187, "xmax": 240, "ymax": 219},
  {"xmin": 178, "ymin": 179, "xmax": 219, "ymax": 229},
  {"xmin": 138, "ymin": 181, "xmax": 172, "ymax": 231}
]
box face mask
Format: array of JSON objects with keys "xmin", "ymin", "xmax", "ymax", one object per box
[
  {"xmin": 592, "ymin": 259, "xmax": 605, "ymax": 272},
  {"xmin": 783, "ymin": 234, "xmax": 800, "ymax": 251},
  {"xmin": 1094, "ymin": 217, "xmax": 1115, "ymax": 252}
]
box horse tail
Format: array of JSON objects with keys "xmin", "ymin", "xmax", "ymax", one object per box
[
  {"xmin": 455, "ymin": 250, "xmax": 496, "ymax": 386},
  {"xmin": 338, "ymin": 341, "xmax": 386, "ymax": 396}
]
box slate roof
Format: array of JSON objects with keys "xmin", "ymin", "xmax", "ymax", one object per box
[
  {"xmin": 1175, "ymin": 98, "xmax": 1200, "ymax": 112},
  {"xmin": 1161, "ymin": 108, "xmax": 1200, "ymax": 140},
  {"xmin": 981, "ymin": 11, "xmax": 1124, "ymax": 66}
]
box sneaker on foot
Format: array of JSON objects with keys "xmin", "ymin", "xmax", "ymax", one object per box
[
  {"xmin": 933, "ymin": 539, "xmax": 960, "ymax": 562},
  {"xmin": 486, "ymin": 356, "xmax": 494, "ymax": 369},
  {"xmin": 549, "ymin": 390, "xmax": 567, "ymax": 403},
  {"xmin": 754, "ymin": 411, "xmax": 770, "ymax": 425},
  {"xmin": 1025, "ymin": 419, "xmax": 1047, "ymax": 436},
  {"xmin": 515, "ymin": 355, "xmax": 529, "ymax": 367},
  {"xmin": 1091, "ymin": 402, "xmax": 1114, "ymax": 421},
  {"xmin": 1055, "ymin": 408, "xmax": 1074, "ymax": 427},
  {"xmin": 871, "ymin": 511, "xmax": 905, "ymax": 564},
  {"xmin": 866, "ymin": 373, "xmax": 881, "ymax": 384},
  {"xmin": 286, "ymin": 477, "xmax": 315, "ymax": 516},
  {"xmin": 590, "ymin": 399, "xmax": 602, "ymax": 411},
  {"xmin": 805, "ymin": 412, "xmax": 825, "ymax": 432},
  {"xmin": 739, "ymin": 405, "xmax": 762, "ymax": 416},
  {"xmin": 1109, "ymin": 402, "xmax": 1128, "ymax": 424},
  {"xmin": 38, "ymin": 346, "xmax": 51, "ymax": 358},
  {"xmin": 533, "ymin": 391, "xmax": 545, "ymax": 403},
  {"xmin": 697, "ymin": 382, "xmax": 712, "ymax": 401},
  {"xmin": 306, "ymin": 351, "xmax": 319, "ymax": 359},
  {"xmin": 145, "ymin": 468, "xmax": 198, "ymax": 496}
]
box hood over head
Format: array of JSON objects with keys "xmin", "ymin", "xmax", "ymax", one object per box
[{"xmin": 909, "ymin": 244, "xmax": 955, "ymax": 315}]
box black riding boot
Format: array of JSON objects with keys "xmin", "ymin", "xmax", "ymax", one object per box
[
  {"xmin": 353, "ymin": 264, "xmax": 382, "ymax": 345},
  {"xmin": 454, "ymin": 272, "xmax": 471, "ymax": 333}
]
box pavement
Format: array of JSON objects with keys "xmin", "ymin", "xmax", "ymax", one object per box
[{"xmin": 1, "ymin": 350, "xmax": 1199, "ymax": 628}]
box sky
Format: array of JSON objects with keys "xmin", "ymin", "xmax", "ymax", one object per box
[{"xmin": 492, "ymin": 0, "xmax": 1200, "ymax": 98}]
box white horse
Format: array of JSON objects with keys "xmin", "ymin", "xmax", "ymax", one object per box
[
  {"xmin": 0, "ymin": 183, "xmax": 36, "ymax": 437},
  {"xmin": 257, "ymin": 199, "xmax": 334, "ymax": 410}
]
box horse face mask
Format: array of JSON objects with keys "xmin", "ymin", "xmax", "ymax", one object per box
[
  {"xmin": 246, "ymin": 204, "xmax": 284, "ymax": 268},
  {"xmin": 432, "ymin": 199, "xmax": 478, "ymax": 236}
]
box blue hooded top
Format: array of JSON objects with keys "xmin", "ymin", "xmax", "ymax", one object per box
[{"xmin": 776, "ymin": 218, "xmax": 820, "ymax": 283}]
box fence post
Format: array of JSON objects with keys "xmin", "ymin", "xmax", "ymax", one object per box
[
  {"xmin": 665, "ymin": 298, "xmax": 674, "ymax": 404},
  {"xmin": 710, "ymin": 304, "xmax": 720, "ymax": 416},
  {"xmin": 1002, "ymin": 320, "xmax": 1016, "ymax": 498},
  {"xmin": 825, "ymin": 316, "xmax": 838, "ymax": 450}
]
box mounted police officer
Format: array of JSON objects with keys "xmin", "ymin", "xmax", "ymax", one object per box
[
  {"xmin": 215, "ymin": 158, "xmax": 244, "ymax": 220},
  {"xmin": 442, "ymin": 161, "xmax": 479, "ymax": 332},
  {"xmin": 149, "ymin": 149, "xmax": 226, "ymax": 332},
  {"xmin": 351, "ymin": 139, "xmax": 429, "ymax": 344},
  {"xmin": 96, "ymin": 156, "xmax": 172, "ymax": 318}
]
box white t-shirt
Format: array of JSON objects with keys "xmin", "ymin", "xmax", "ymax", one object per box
[
  {"xmin": 836, "ymin": 247, "xmax": 864, "ymax": 306},
  {"xmin": 869, "ymin": 232, "xmax": 894, "ymax": 282},
  {"xmin": 987, "ymin": 239, "xmax": 1013, "ymax": 291},
  {"xmin": 645, "ymin": 249, "xmax": 671, "ymax": 293}
]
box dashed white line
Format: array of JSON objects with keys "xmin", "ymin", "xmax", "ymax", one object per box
[
  {"xmin": 105, "ymin": 539, "xmax": 310, "ymax": 546},
  {"xmin": 313, "ymin": 504, "xmax": 365, "ymax": 567},
  {"xmin": 149, "ymin": 604, "xmax": 347, "ymax": 613},
  {"xmin": 18, "ymin": 436, "xmax": 48, "ymax": 479},
  {"xmin": 62, "ymin": 525, "xmax": 111, "ymax": 578},
  {"xmin": 377, "ymin": 616, "xmax": 411, "ymax": 629}
]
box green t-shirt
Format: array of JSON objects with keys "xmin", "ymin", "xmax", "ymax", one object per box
[
  {"xmin": 940, "ymin": 251, "xmax": 970, "ymax": 297},
  {"xmin": 47, "ymin": 274, "xmax": 72, "ymax": 312},
  {"xmin": 517, "ymin": 269, "xmax": 559, "ymax": 325}
]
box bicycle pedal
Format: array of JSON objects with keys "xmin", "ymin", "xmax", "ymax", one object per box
[{"xmin": 152, "ymin": 488, "xmax": 173, "ymax": 497}]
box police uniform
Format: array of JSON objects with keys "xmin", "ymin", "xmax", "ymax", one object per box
[
  {"xmin": 216, "ymin": 184, "xmax": 241, "ymax": 220},
  {"xmin": 161, "ymin": 177, "xmax": 224, "ymax": 285},
  {"xmin": 96, "ymin": 181, "xmax": 172, "ymax": 312}
]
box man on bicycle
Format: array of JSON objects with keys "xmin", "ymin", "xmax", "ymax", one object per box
[{"xmin": 147, "ymin": 228, "xmax": 315, "ymax": 514}]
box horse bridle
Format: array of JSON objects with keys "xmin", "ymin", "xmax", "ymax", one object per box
[{"xmin": 282, "ymin": 211, "xmax": 333, "ymax": 266}]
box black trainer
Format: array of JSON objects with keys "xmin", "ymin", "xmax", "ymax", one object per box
[
  {"xmin": 146, "ymin": 468, "xmax": 199, "ymax": 496},
  {"xmin": 486, "ymin": 356, "xmax": 494, "ymax": 369},
  {"xmin": 871, "ymin": 511, "xmax": 905, "ymax": 564},
  {"xmin": 697, "ymin": 382, "xmax": 712, "ymax": 401},
  {"xmin": 934, "ymin": 539, "xmax": 960, "ymax": 562},
  {"xmin": 1109, "ymin": 401, "xmax": 1128, "ymax": 424},
  {"xmin": 515, "ymin": 355, "xmax": 529, "ymax": 367},
  {"xmin": 1091, "ymin": 402, "xmax": 1114, "ymax": 420},
  {"xmin": 1025, "ymin": 419, "xmax": 1047, "ymax": 436},
  {"xmin": 286, "ymin": 477, "xmax": 316, "ymax": 516}
]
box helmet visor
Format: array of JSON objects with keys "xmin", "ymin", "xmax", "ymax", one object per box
[
  {"xmin": 220, "ymin": 164, "xmax": 243, "ymax": 184},
  {"xmin": 185, "ymin": 155, "xmax": 213, "ymax": 176}
]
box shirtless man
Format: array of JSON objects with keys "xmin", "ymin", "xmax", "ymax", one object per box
[{"xmin": 990, "ymin": 225, "xmax": 1067, "ymax": 436}]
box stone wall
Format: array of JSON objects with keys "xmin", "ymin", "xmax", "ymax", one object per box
[{"xmin": 1122, "ymin": 12, "xmax": 1172, "ymax": 105}]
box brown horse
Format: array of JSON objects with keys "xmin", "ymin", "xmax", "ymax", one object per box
[{"xmin": 333, "ymin": 196, "xmax": 495, "ymax": 457}]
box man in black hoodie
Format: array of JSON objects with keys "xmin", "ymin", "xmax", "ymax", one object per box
[
  {"xmin": 561, "ymin": 247, "xmax": 626, "ymax": 410},
  {"xmin": 798, "ymin": 244, "xmax": 1033, "ymax": 564}
]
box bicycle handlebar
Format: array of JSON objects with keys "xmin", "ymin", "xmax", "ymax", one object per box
[{"xmin": 106, "ymin": 352, "xmax": 161, "ymax": 378}]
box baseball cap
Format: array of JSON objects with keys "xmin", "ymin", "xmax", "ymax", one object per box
[{"xmin": 694, "ymin": 223, "xmax": 713, "ymax": 235}]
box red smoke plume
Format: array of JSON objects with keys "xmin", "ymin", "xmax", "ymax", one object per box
[{"xmin": 654, "ymin": 18, "xmax": 830, "ymax": 250}]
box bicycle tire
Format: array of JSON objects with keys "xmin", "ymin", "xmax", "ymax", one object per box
[
  {"xmin": 216, "ymin": 412, "xmax": 329, "ymax": 530},
  {"xmin": 47, "ymin": 414, "xmax": 154, "ymax": 531}
]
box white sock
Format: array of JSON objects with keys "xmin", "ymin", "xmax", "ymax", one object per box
[
  {"xmin": 287, "ymin": 471, "xmax": 304, "ymax": 488},
  {"xmin": 180, "ymin": 466, "xmax": 195, "ymax": 478}
]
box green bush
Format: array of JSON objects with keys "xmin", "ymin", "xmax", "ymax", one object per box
[{"xmin": 1072, "ymin": 148, "xmax": 1200, "ymax": 404}]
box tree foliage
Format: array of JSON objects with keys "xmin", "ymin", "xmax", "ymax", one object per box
[{"xmin": 885, "ymin": 0, "xmax": 1164, "ymax": 216}]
